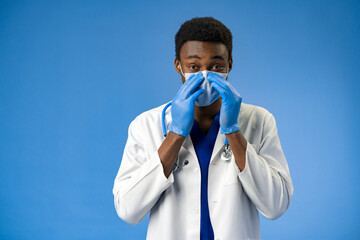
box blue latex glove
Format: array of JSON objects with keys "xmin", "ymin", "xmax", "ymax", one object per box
[
  {"xmin": 208, "ymin": 72, "xmax": 242, "ymax": 134},
  {"xmin": 168, "ymin": 72, "xmax": 205, "ymax": 137}
]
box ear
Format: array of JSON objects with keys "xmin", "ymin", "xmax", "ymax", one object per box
[
  {"xmin": 228, "ymin": 57, "xmax": 233, "ymax": 72},
  {"xmin": 174, "ymin": 58, "xmax": 181, "ymax": 74},
  {"xmin": 174, "ymin": 58, "xmax": 185, "ymax": 83}
]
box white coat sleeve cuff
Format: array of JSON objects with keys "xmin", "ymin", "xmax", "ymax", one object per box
[
  {"xmin": 115, "ymin": 151, "xmax": 175, "ymax": 224},
  {"xmin": 234, "ymin": 141, "xmax": 293, "ymax": 220},
  {"xmin": 156, "ymin": 151, "xmax": 175, "ymax": 184},
  {"xmin": 233, "ymin": 141, "xmax": 251, "ymax": 177},
  {"xmin": 122, "ymin": 150, "xmax": 174, "ymax": 197}
]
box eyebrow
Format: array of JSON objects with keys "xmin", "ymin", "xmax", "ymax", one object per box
[
  {"xmin": 186, "ymin": 55, "xmax": 225, "ymax": 60},
  {"xmin": 210, "ymin": 55, "xmax": 225, "ymax": 60},
  {"xmin": 187, "ymin": 55, "xmax": 201, "ymax": 59}
]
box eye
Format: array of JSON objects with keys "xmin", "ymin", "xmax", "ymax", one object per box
[
  {"xmin": 188, "ymin": 64, "xmax": 199, "ymax": 71},
  {"xmin": 212, "ymin": 65, "xmax": 225, "ymax": 71}
]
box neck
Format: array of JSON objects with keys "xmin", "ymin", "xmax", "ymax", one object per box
[{"xmin": 194, "ymin": 98, "xmax": 221, "ymax": 122}]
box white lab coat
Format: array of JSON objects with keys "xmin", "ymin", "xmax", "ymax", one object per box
[{"xmin": 113, "ymin": 102, "xmax": 293, "ymax": 240}]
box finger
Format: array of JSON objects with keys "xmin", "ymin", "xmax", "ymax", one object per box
[
  {"xmin": 174, "ymin": 72, "xmax": 202, "ymax": 98},
  {"xmin": 208, "ymin": 72, "xmax": 238, "ymax": 94},
  {"xmin": 183, "ymin": 72, "xmax": 203, "ymax": 89},
  {"xmin": 211, "ymin": 81, "xmax": 229, "ymax": 99},
  {"xmin": 208, "ymin": 72, "xmax": 229, "ymax": 90},
  {"xmin": 185, "ymin": 72, "xmax": 201, "ymax": 82},
  {"xmin": 190, "ymin": 88, "xmax": 205, "ymax": 102},
  {"xmin": 208, "ymin": 71, "xmax": 227, "ymax": 80},
  {"xmin": 180, "ymin": 72, "xmax": 204, "ymax": 97}
]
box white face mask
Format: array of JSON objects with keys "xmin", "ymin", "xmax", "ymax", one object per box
[{"xmin": 180, "ymin": 64, "xmax": 228, "ymax": 106}]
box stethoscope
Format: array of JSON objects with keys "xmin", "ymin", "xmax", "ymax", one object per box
[{"xmin": 161, "ymin": 101, "xmax": 232, "ymax": 166}]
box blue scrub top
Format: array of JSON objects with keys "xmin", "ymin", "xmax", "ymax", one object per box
[{"xmin": 190, "ymin": 112, "xmax": 220, "ymax": 240}]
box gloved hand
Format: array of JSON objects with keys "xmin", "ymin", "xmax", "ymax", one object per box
[
  {"xmin": 168, "ymin": 72, "xmax": 205, "ymax": 137},
  {"xmin": 208, "ymin": 72, "xmax": 242, "ymax": 134}
]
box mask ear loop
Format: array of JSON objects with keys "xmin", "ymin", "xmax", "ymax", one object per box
[
  {"xmin": 224, "ymin": 65, "xmax": 230, "ymax": 80},
  {"xmin": 179, "ymin": 62, "xmax": 185, "ymax": 78}
]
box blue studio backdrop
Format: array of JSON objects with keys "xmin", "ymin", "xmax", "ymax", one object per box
[{"xmin": 1, "ymin": 0, "xmax": 359, "ymax": 239}]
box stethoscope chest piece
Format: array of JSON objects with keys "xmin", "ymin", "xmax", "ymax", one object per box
[{"xmin": 221, "ymin": 144, "xmax": 232, "ymax": 161}]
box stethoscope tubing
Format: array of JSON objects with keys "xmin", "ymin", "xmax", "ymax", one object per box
[{"xmin": 162, "ymin": 101, "xmax": 172, "ymax": 137}]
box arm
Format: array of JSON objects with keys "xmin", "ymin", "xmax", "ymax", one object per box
[
  {"xmin": 208, "ymin": 72, "xmax": 293, "ymax": 220},
  {"xmin": 158, "ymin": 132, "xmax": 186, "ymax": 178},
  {"xmin": 225, "ymin": 130, "xmax": 247, "ymax": 171},
  {"xmin": 113, "ymin": 73, "xmax": 205, "ymax": 224},
  {"xmin": 112, "ymin": 118, "xmax": 176, "ymax": 225},
  {"xmin": 235, "ymin": 113, "xmax": 294, "ymax": 220}
]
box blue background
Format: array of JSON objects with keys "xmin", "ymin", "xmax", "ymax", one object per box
[{"xmin": 1, "ymin": 0, "xmax": 359, "ymax": 239}]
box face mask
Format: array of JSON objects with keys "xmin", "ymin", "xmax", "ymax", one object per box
[{"xmin": 180, "ymin": 64, "xmax": 228, "ymax": 106}]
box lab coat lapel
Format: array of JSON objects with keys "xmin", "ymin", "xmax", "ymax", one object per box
[
  {"xmin": 181, "ymin": 136, "xmax": 197, "ymax": 159},
  {"xmin": 210, "ymin": 129, "xmax": 226, "ymax": 164}
]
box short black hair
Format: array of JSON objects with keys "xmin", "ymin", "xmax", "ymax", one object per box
[{"xmin": 175, "ymin": 17, "xmax": 233, "ymax": 60}]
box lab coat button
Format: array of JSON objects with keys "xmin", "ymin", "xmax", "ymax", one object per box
[
  {"xmin": 193, "ymin": 207, "xmax": 199, "ymax": 214},
  {"xmin": 183, "ymin": 160, "xmax": 189, "ymax": 166},
  {"xmin": 194, "ymin": 167, "xmax": 199, "ymax": 172}
]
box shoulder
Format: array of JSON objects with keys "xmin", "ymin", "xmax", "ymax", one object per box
[
  {"xmin": 239, "ymin": 103, "xmax": 277, "ymax": 134},
  {"xmin": 239, "ymin": 103, "xmax": 279, "ymax": 148},
  {"xmin": 240, "ymin": 102, "xmax": 273, "ymax": 120}
]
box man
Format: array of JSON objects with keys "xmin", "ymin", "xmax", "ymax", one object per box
[{"xmin": 113, "ymin": 17, "xmax": 293, "ymax": 240}]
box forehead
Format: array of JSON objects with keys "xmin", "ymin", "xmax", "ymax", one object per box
[{"xmin": 180, "ymin": 41, "xmax": 228, "ymax": 60}]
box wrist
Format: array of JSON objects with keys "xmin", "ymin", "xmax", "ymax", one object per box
[
  {"xmin": 168, "ymin": 126, "xmax": 190, "ymax": 137},
  {"xmin": 167, "ymin": 131, "xmax": 187, "ymax": 141},
  {"xmin": 221, "ymin": 125, "xmax": 240, "ymax": 134}
]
